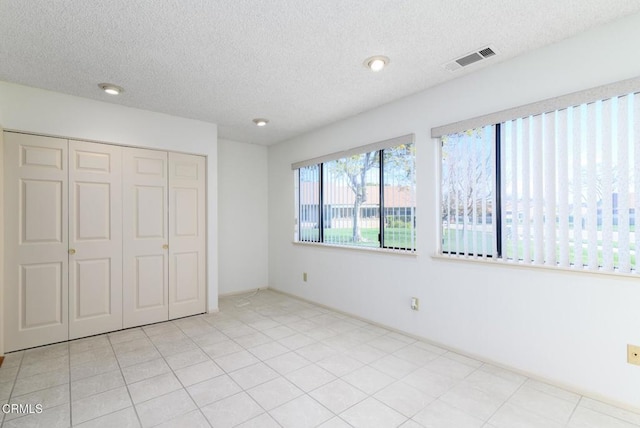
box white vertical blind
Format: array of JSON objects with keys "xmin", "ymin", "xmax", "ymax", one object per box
[
  {"xmin": 571, "ymin": 105, "xmax": 584, "ymax": 268},
  {"xmin": 508, "ymin": 121, "xmax": 518, "ymax": 259},
  {"xmin": 617, "ymin": 95, "xmax": 630, "ymax": 273},
  {"xmin": 437, "ymin": 81, "xmax": 640, "ymax": 273},
  {"xmin": 557, "ymin": 108, "xmax": 570, "ymax": 267},
  {"xmin": 634, "ymin": 95, "xmax": 640, "ymax": 273},
  {"xmin": 601, "ymin": 99, "xmax": 614, "ymax": 271},
  {"xmin": 471, "ymin": 133, "xmax": 478, "ymax": 256},
  {"xmin": 521, "ymin": 118, "xmax": 531, "ymax": 263},
  {"xmin": 586, "ymin": 102, "xmax": 599, "ymax": 270},
  {"xmin": 485, "ymin": 125, "xmax": 493, "ymax": 257},
  {"xmin": 543, "ymin": 112, "xmax": 557, "ymax": 266},
  {"xmin": 462, "ymin": 138, "xmax": 470, "ymax": 256},
  {"xmin": 531, "ymin": 114, "xmax": 544, "ymax": 264}
]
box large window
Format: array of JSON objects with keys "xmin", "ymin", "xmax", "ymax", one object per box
[
  {"xmin": 439, "ymin": 83, "xmax": 640, "ymax": 274},
  {"xmin": 294, "ymin": 135, "xmax": 416, "ymax": 252}
]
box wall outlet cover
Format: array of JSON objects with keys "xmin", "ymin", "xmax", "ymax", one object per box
[{"xmin": 628, "ymin": 344, "xmax": 640, "ymax": 366}]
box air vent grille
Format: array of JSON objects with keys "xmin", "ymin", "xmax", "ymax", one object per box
[
  {"xmin": 443, "ymin": 45, "xmax": 498, "ymax": 72},
  {"xmin": 478, "ymin": 47, "xmax": 496, "ymax": 58},
  {"xmin": 456, "ymin": 52, "xmax": 483, "ymax": 67}
]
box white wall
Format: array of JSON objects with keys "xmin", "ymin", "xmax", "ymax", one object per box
[
  {"xmin": 0, "ymin": 130, "xmax": 4, "ymax": 359},
  {"xmin": 218, "ymin": 139, "xmax": 269, "ymax": 294},
  {"xmin": 268, "ymin": 12, "xmax": 640, "ymax": 409},
  {"xmin": 0, "ymin": 82, "xmax": 219, "ymax": 356}
]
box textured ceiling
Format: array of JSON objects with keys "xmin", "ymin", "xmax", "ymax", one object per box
[{"xmin": 1, "ymin": 1, "xmax": 639, "ymax": 145}]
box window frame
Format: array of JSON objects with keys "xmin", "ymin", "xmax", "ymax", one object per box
[
  {"xmin": 294, "ymin": 135, "xmax": 416, "ymax": 253},
  {"xmin": 435, "ymin": 77, "xmax": 640, "ymax": 275}
]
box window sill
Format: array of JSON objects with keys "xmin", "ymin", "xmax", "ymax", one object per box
[
  {"xmin": 431, "ymin": 253, "xmax": 638, "ymax": 279},
  {"xmin": 293, "ymin": 241, "xmax": 418, "ymax": 257}
]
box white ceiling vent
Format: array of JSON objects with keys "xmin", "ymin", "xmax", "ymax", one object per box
[{"xmin": 443, "ymin": 46, "xmax": 498, "ymax": 72}]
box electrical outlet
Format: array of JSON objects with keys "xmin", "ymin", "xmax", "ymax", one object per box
[
  {"xmin": 303, "ymin": 272, "xmax": 307, "ymax": 282},
  {"xmin": 411, "ymin": 297, "xmax": 419, "ymax": 311},
  {"xmin": 628, "ymin": 344, "xmax": 640, "ymax": 366}
]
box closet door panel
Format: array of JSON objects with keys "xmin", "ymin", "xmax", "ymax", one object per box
[
  {"xmin": 135, "ymin": 255, "xmax": 166, "ymax": 307},
  {"xmin": 168, "ymin": 153, "xmax": 206, "ymax": 319},
  {"xmin": 123, "ymin": 148, "xmax": 169, "ymax": 327},
  {"xmin": 68, "ymin": 140, "xmax": 123, "ymax": 339},
  {"xmin": 4, "ymin": 132, "xmax": 69, "ymax": 352}
]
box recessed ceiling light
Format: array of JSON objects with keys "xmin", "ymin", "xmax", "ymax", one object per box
[
  {"xmin": 98, "ymin": 83, "xmax": 124, "ymax": 95},
  {"xmin": 364, "ymin": 55, "xmax": 390, "ymax": 72},
  {"xmin": 253, "ymin": 118, "xmax": 269, "ymax": 127}
]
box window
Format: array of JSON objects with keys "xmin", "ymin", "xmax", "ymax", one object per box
[
  {"xmin": 294, "ymin": 135, "xmax": 416, "ymax": 252},
  {"xmin": 438, "ymin": 80, "xmax": 640, "ymax": 274},
  {"xmin": 441, "ymin": 126, "xmax": 496, "ymax": 257}
]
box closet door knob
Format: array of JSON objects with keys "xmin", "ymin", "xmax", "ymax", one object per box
[
  {"xmin": 68, "ymin": 248, "xmax": 76, "ymax": 255},
  {"xmin": 162, "ymin": 244, "xmax": 169, "ymax": 250}
]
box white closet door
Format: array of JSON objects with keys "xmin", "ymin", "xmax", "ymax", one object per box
[
  {"xmin": 4, "ymin": 132, "xmax": 69, "ymax": 352},
  {"xmin": 168, "ymin": 153, "xmax": 206, "ymax": 319},
  {"xmin": 123, "ymin": 148, "xmax": 169, "ymax": 327},
  {"xmin": 68, "ymin": 140, "xmax": 123, "ymax": 339}
]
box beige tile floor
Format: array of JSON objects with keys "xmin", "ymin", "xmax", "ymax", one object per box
[{"xmin": 1, "ymin": 289, "xmax": 639, "ymax": 427}]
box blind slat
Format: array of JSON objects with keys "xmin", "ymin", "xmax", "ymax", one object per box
[
  {"xmin": 601, "ymin": 99, "xmax": 614, "ymax": 271},
  {"xmin": 571, "ymin": 106, "xmax": 584, "ymax": 268},
  {"xmin": 532, "ymin": 115, "xmax": 544, "ymax": 265},
  {"xmin": 617, "ymin": 95, "xmax": 630, "ymax": 273},
  {"xmin": 586, "ymin": 102, "xmax": 599, "ymax": 270},
  {"xmin": 634, "ymin": 94, "xmax": 640, "ymax": 273},
  {"xmin": 521, "ymin": 118, "xmax": 531, "ymax": 263},
  {"xmin": 509, "ymin": 122, "xmax": 518, "ymax": 260},
  {"xmin": 471, "ymin": 130, "xmax": 478, "ymax": 256},
  {"xmin": 484, "ymin": 126, "xmax": 492, "ymax": 257},
  {"xmin": 557, "ymin": 108, "xmax": 570, "ymax": 267},
  {"xmin": 543, "ymin": 112, "xmax": 557, "ymax": 266}
]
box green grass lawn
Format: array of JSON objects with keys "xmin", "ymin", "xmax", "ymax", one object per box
[
  {"xmin": 442, "ymin": 228, "xmax": 637, "ymax": 269},
  {"xmin": 300, "ymin": 227, "xmax": 415, "ymax": 249}
]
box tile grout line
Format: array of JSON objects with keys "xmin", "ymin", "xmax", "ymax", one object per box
[
  {"xmin": 66, "ymin": 337, "xmax": 129, "ymax": 425},
  {"xmin": 137, "ymin": 321, "xmax": 203, "ymax": 427},
  {"xmin": 7, "ymin": 291, "xmax": 640, "ymax": 427},
  {"xmin": 213, "ymin": 301, "xmax": 344, "ymax": 426},
  {"xmin": 108, "ymin": 329, "xmax": 144, "ymax": 428},
  {"xmin": 169, "ymin": 317, "xmax": 217, "ymax": 428},
  {"xmin": 576, "ymin": 397, "xmax": 640, "ymax": 427},
  {"xmin": 1, "ymin": 350, "xmax": 25, "ymax": 426},
  {"xmin": 240, "ymin": 305, "xmax": 406, "ymax": 426},
  {"xmin": 565, "ymin": 395, "xmax": 583, "ymax": 427},
  {"xmin": 478, "ymin": 366, "xmax": 529, "ymax": 427},
  {"xmin": 194, "ymin": 310, "xmax": 287, "ymax": 426},
  {"xmin": 211, "ymin": 308, "xmax": 304, "ymax": 427}
]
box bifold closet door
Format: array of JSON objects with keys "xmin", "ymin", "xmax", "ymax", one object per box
[
  {"xmin": 4, "ymin": 132, "xmax": 69, "ymax": 352},
  {"xmin": 168, "ymin": 153, "xmax": 206, "ymax": 319},
  {"xmin": 123, "ymin": 148, "xmax": 169, "ymax": 328},
  {"xmin": 68, "ymin": 140, "xmax": 123, "ymax": 339}
]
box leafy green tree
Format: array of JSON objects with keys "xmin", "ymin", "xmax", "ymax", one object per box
[{"xmin": 328, "ymin": 151, "xmax": 379, "ymax": 242}]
